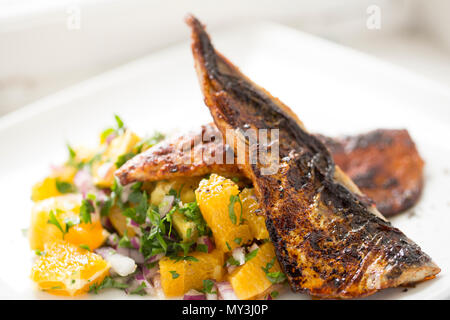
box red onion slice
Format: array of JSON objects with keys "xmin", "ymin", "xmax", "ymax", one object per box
[
  {"xmin": 105, "ymin": 133, "xmax": 117, "ymax": 145},
  {"xmin": 184, "ymin": 289, "xmax": 206, "ymax": 300},
  {"xmin": 106, "ymin": 233, "xmax": 119, "ymax": 248},
  {"xmin": 216, "ymin": 282, "xmax": 238, "ymax": 300},
  {"xmin": 127, "ymin": 275, "xmax": 155, "ymax": 296},
  {"xmin": 95, "ymin": 247, "xmax": 136, "ymax": 277},
  {"xmin": 130, "ymin": 237, "xmax": 140, "ymax": 250},
  {"xmin": 197, "ymin": 236, "xmax": 215, "ymax": 253},
  {"xmin": 142, "ymin": 264, "xmax": 159, "ymax": 280},
  {"xmin": 231, "ymin": 247, "xmax": 245, "ymax": 266},
  {"xmin": 74, "ymin": 168, "xmax": 94, "ymax": 196},
  {"xmin": 116, "ymin": 247, "xmax": 145, "ymax": 264},
  {"xmin": 206, "ymin": 283, "xmax": 218, "ymax": 300},
  {"xmin": 146, "ymin": 253, "xmax": 164, "ymax": 264}
]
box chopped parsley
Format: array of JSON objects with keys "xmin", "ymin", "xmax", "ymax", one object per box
[
  {"xmin": 100, "ymin": 114, "xmax": 125, "ymax": 145},
  {"xmin": 169, "ymin": 271, "xmax": 180, "ymax": 279},
  {"xmin": 201, "ymin": 279, "xmax": 216, "ymax": 294},
  {"xmin": 261, "ymin": 257, "xmax": 287, "ymax": 284},
  {"xmin": 80, "ymin": 198, "xmax": 95, "ymax": 224},
  {"xmin": 67, "ymin": 144, "xmax": 76, "ymax": 160},
  {"xmin": 169, "ymin": 255, "xmax": 199, "ymax": 263},
  {"xmin": 178, "ymin": 201, "xmax": 209, "ymax": 237},
  {"xmin": 135, "ymin": 132, "xmax": 165, "ymax": 153},
  {"xmin": 265, "ymin": 271, "xmax": 286, "ymax": 284},
  {"xmin": 89, "ymin": 276, "xmax": 129, "ymax": 294},
  {"xmin": 35, "ymin": 249, "xmax": 46, "ymax": 256},
  {"xmin": 226, "ymin": 256, "xmax": 240, "ymax": 266},
  {"xmin": 245, "ymin": 248, "xmax": 259, "ymax": 262},
  {"xmin": 79, "ymin": 244, "xmax": 91, "ymax": 251},
  {"xmin": 114, "ymin": 114, "xmax": 124, "ymax": 130},
  {"xmin": 234, "ymin": 238, "xmax": 242, "ymax": 245},
  {"xmin": 118, "ymin": 231, "xmax": 133, "ymax": 248},
  {"xmin": 47, "ymin": 210, "xmax": 71, "ymax": 239},
  {"xmin": 115, "ymin": 152, "xmax": 135, "ymax": 168},
  {"xmin": 122, "ymin": 190, "xmax": 148, "ymax": 224},
  {"xmin": 55, "ymin": 180, "xmax": 76, "ymax": 194},
  {"xmin": 228, "ymin": 195, "xmax": 242, "ymax": 225},
  {"xmin": 196, "ymin": 244, "xmax": 208, "ymax": 253},
  {"xmin": 129, "ymin": 282, "xmax": 147, "ymax": 296}
]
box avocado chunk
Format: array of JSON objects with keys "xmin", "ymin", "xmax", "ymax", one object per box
[{"xmin": 172, "ymin": 210, "xmax": 198, "ymax": 243}]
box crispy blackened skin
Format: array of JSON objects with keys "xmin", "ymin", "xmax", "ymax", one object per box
[
  {"xmin": 186, "ymin": 15, "xmax": 439, "ymax": 299},
  {"xmin": 115, "ymin": 123, "xmax": 244, "ymax": 184},
  {"xmin": 117, "ymin": 123, "xmax": 424, "ymax": 217},
  {"xmin": 317, "ymin": 130, "xmax": 424, "ymax": 217}
]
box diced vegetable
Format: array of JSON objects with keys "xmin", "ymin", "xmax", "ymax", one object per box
[
  {"xmin": 95, "ymin": 247, "xmax": 136, "ymax": 277},
  {"xmin": 216, "ymin": 281, "xmax": 238, "ymax": 300},
  {"xmin": 195, "ymin": 174, "xmax": 252, "ymax": 252},
  {"xmin": 150, "ymin": 178, "xmax": 200, "ymax": 206},
  {"xmin": 29, "ymin": 194, "xmax": 108, "ymax": 251},
  {"xmin": 92, "ymin": 129, "xmax": 141, "ymax": 188},
  {"xmin": 31, "ymin": 166, "xmax": 77, "ymax": 201},
  {"xmin": 108, "ymin": 205, "xmax": 136, "ymax": 237},
  {"xmin": 239, "ymin": 188, "xmax": 269, "ymax": 240},
  {"xmin": 172, "ymin": 211, "xmax": 198, "ymax": 242},
  {"xmin": 159, "ymin": 249, "xmax": 224, "ymax": 297},
  {"xmin": 228, "ymin": 242, "xmax": 282, "ymax": 300},
  {"xmin": 184, "ymin": 289, "xmax": 206, "ymax": 300}
]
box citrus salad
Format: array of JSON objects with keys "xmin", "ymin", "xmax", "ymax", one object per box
[{"xmin": 28, "ymin": 115, "xmax": 286, "ymax": 299}]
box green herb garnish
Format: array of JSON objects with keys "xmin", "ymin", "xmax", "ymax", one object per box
[
  {"xmin": 89, "ymin": 276, "xmax": 129, "ymax": 294},
  {"xmin": 226, "ymin": 256, "xmax": 240, "ymax": 266},
  {"xmin": 245, "ymin": 248, "xmax": 259, "ymax": 262},
  {"xmin": 261, "ymin": 257, "xmax": 287, "ymax": 284},
  {"xmin": 80, "ymin": 199, "xmax": 95, "ymax": 224},
  {"xmin": 55, "ymin": 180, "xmax": 76, "ymax": 194},
  {"xmin": 79, "ymin": 244, "xmax": 91, "ymax": 251},
  {"xmin": 201, "ymin": 279, "xmax": 216, "ymax": 294},
  {"xmin": 196, "ymin": 244, "xmax": 208, "ymax": 253},
  {"xmin": 228, "ymin": 195, "xmax": 242, "ymax": 225}
]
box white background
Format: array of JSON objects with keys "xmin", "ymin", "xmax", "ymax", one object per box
[{"xmin": 0, "ymin": 0, "xmax": 450, "ymax": 116}]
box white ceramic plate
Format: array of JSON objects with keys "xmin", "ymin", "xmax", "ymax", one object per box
[{"xmin": 1, "ymin": 21, "xmax": 449, "ymax": 300}]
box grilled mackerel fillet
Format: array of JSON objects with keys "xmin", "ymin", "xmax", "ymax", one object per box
[
  {"xmin": 316, "ymin": 130, "xmax": 424, "ymax": 217},
  {"xmin": 185, "ymin": 15, "xmax": 439, "ymax": 298},
  {"xmin": 116, "ymin": 124, "xmax": 424, "ymax": 217},
  {"xmin": 116, "ymin": 123, "xmax": 244, "ymax": 184}
]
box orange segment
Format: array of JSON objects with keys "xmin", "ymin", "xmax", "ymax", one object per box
[
  {"xmin": 228, "ymin": 242, "xmax": 281, "ymax": 300},
  {"xmin": 31, "ymin": 240, "xmax": 110, "ymax": 296},
  {"xmin": 195, "ymin": 174, "xmax": 252, "ymax": 252},
  {"xmin": 29, "ymin": 194, "xmax": 108, "ymax": 251},
  {"xmin": 108, "ymin": 205, "xmax": 136, "ymax": 237},
  {"xmin": 31, "ymin": 166, "xmax": 77, "ymax": 201},
  {"xmin": 159, "ymin": 249, "xmax": 224, "ymax": 297},
  {"xmin": 92, "ymin": 129, "xmax": 141, "ymax": 188},
  {"xmin": 240, "ymin": 188, "xmax": 269, "ymax": 240}
]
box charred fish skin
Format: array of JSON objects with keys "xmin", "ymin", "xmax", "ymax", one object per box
[
  {"xmin": 117, "ymin": 122, "xmax": 423, "ymax": 217},
  {"xmin": 186, "ymin": 15, "xmax": 439, "ymax": 298},
  {"xmin": 316, "ymin": 130, "xmax": 424, "ymax": 217},
  {"xmin": 115, "ymin": 123, "xmax": 243, "ymax": 185}
]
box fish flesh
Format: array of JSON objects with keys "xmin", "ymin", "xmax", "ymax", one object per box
[
  {"xmin": 116, "ymin": 124, "xmax": 423, "ymax": 217},
  {"xmin": 185, "ymin": 15, "xmax": 439, "ymax": 298}
]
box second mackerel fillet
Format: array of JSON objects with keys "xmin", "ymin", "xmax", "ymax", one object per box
[{"xmin": 186, "ymin": 15, "xmax": 440, "ymax": 298}]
